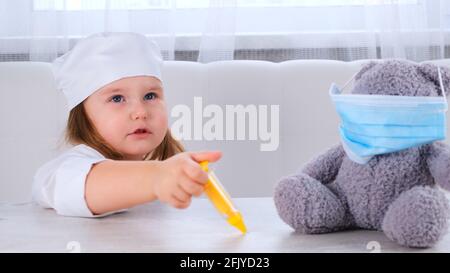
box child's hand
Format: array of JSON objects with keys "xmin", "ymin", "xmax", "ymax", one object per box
[{"xmin": 153, "ymin": 151, "xmax": 222, "ymax": 209}]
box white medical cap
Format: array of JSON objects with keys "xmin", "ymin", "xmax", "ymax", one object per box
[{"xmin": 52, "ymin": 32, "xmax": 163, "ymax": 110}]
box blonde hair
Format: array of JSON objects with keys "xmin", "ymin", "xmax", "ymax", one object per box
[{"xmin": 63, "ymin": 103, "xmax": 184, "ymax": 160}]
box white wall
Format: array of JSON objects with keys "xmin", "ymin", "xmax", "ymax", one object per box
[{"xmin": 1, "ymin": 59, "xmax": 450, "ymax": 203}]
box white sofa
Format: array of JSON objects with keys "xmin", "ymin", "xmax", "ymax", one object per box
[{"xmin": 2, "ymin": 59, "xmax": 450, "ymax": 203}]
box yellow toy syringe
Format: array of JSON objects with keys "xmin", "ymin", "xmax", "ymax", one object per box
[{"xmin": 199, "ymin": 161, "xmax": 247, "ymax": 234}]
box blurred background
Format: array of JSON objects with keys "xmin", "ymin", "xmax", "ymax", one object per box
[{"xmin": 2, "ymin": 0, "xmax": 450, "ymax": 63}]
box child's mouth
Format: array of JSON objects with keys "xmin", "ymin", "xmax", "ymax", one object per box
[{"xmin": 129, "ymin": 128, "xmax": 152, "ymax": 138}]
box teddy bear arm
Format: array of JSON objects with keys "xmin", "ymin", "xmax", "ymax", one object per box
[
  {"xmin": 301, "ymin": 144, "xmax": 345, "ymax": 184},
  {"xmin": 426, "ymin": 142, "xmax": 450, "ymax": 191}
]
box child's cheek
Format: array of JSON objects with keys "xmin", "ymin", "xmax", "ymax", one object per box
[
  {"xmin": 151, "ymin": 106, "xmax": 168, "ymax": 139},
  {"xmin": 154, "ymin": 102, "xmax": 168, "ymax": 123},
  {"xmin": 101, "ymin": 113, "xmax": 125, "ymax": 140},
  {"xmin": 156, "ymin": 108, "xmax": 168, "ymax": 132}
]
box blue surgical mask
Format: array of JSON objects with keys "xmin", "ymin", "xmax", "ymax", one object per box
[{"xmin": 330, "ymin": 67, "xmax": 448, "ymax": 164}]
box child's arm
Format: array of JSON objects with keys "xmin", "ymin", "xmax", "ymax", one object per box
[{"xmin": 85, "ymin": 151, "xmax": 222, "ymax": 215}]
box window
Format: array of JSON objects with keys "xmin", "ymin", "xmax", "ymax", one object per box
[{"xmin": 33, "ymin": 0, "xmax": 419, "ymax": 11}]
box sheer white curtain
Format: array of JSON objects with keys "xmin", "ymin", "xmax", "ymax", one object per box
[{"xmin": 1, "ymin": 0, "xmax": 450, "ymax": 63}]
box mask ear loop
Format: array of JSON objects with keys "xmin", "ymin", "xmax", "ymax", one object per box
[
  {"xmin": 438, "ymin": 67, "xmax": 447, "ymax": 101},
  {"xmin": 339, "ymin": 71, "xmax": 359, "ymax": 94}
]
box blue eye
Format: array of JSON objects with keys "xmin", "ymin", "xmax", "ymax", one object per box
[
  {"xmin": 111, "ymin": 95, "xmax": 124, "ymax": 103},
  {"xmin": 145, "ymin": 92, "xmax": 158, "ymax": 100}
]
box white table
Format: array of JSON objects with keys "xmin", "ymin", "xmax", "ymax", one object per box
[{"xmin": 1, "ymin": 197, "xmax": 449, "ymax": 253}]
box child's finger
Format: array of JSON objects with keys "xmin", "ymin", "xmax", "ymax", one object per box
[
  {"xmin": 183, "ymin": 160, "xmax": 209, "ymax": 184},
  {"xmin": 174, "ymin": 186, "xmax": 191, "ymax": 202},
  {"xmin": 180, "ymin": 179, "xmax": 204, "ymax": 197},
  {"xmin": 170, "ymin": 194, "xmax": 191, "ymax": 209},
  {"xmin": 189, "ymin": 151, "xmax": 222, "ymax": 163}
]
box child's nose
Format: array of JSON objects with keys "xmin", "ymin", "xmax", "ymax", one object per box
[{"xmin": 130, "ymin": 103, "xmax": 149, "ymax": 120}]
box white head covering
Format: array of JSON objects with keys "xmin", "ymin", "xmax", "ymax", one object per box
[{"xmin": 52, "ymin": 32, "xmax": 163, "ymax": 110}]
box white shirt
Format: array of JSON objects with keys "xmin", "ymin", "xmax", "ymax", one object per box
[{"xmin": 32, "ymin": 144, "xmax": 122, "ymax": 218}]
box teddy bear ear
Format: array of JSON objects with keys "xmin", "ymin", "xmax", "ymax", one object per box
[
  {"xmin": 418, "ymin": 63, "xmax": 450, "ymax": 96},
  {"xmin": 354, "ymin": 61, "xmax": 379, "ymax": 81}
]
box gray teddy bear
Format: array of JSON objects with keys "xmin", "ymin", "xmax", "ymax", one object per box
[{"xmin": 274, "ymin": 60, "xmax": 450, "ymax": 248}]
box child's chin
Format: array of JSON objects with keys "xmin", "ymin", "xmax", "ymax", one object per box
[{"xmin": 123, "ymin": 146, "xmax": 153, "ymax": 157}]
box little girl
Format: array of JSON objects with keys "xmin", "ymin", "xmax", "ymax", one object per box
[{"xmin": 32, "ymin": 32, "xmax": 221, "ymax": 217}]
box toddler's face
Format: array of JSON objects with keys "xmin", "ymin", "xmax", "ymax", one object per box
[{"xmin": 84, "ymin": 76, "xmax": 168, "ymax": 160}]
